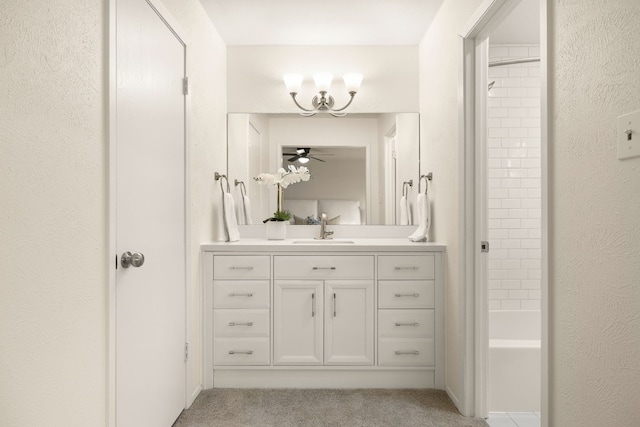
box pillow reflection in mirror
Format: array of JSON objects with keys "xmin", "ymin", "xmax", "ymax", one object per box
[
  {"xmin": 293, "ymin": 215, "xmax": 320, "ymax": 225},
  {"xmin": 318, "ymin": 200, "xmax": 361, "ymax": 225},
  {"xmin": 327, "ymin": 215, "xmax": 341, "ymax": 225},
  {"xmin": 284, "ymin": 199, "xmax": 318, "ymax": 221}
]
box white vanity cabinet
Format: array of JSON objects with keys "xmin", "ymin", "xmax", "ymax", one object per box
[
  {"xmin": 211, "ymin": 255, "xmax": 271, "ymax": 366},
  {"xmin": 273, "ymin": 255, "xmax": 374, "ymax": 366},
  {"xmin": 202, "ymin": 240, "xmax": 445, "ymax": 390},
  {"xmin": 377, "ymin": 255, "xmax": 436, "ymax": 367},
  {"xmin": 274, "ymin": 280, "xmax": 374, "ymax": 366}
]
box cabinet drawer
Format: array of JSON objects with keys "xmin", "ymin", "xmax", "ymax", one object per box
[
  {"xmin": 214, "ymin": 280, "xmax": 270, "ymax": 308},
  {"xmin": 213, "ymin": 256, "xmax": 270, "ymax": 279},
  {"xmin": 213, "ymin": 309, "xmax": 270, "ymax": 337},
  {"xmin": 213, "ymin": 337, "xmax": 270, "ymax": 366},
  {"xmin": 378, "ymin": 338, "xmax": 435, "ymax": 366},
  {"xmin": 274, "ymin": 256, "xmax": 374, "ymax": 279},
  {"xmin": 378, "ymin": 309, "xmax": 434, "ymax": 338},
  {"xmin": 378, "ymin": 281, "xmax": 434, "ymax": 309},
  {"xmin": 377, "ymin": 255, "xmax": 434, "ymax": 280}
]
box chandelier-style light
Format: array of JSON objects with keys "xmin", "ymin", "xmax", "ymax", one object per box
[{"xmin": 283, "ymin": 72, "xmax": 363, "ymax": 117}]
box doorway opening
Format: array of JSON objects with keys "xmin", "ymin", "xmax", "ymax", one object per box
[{"xmin": 459, "ymin": 0, "xmax": 548, "ymax": 425}]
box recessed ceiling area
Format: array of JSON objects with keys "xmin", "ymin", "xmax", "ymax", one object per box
[{"xmin": 198, "ymin": 0, "xmax": 445, "ymax": 45}]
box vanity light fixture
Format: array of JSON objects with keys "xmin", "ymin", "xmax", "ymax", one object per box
[{"xmin": 283, "ymin": 72, "xmax": 363, "ymax": 117}]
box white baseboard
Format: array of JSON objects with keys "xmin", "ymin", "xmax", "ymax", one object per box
[
  {"xmin": 211, "ymin": 369, "xmax": 436, "ymax": 389},
  {"xmin": 446, "ymin": 385, "xmax": 461, "ymax": 412},
  {"xmin": 187, "ymin": 384, "xmax": 202, "ymax": 408}
]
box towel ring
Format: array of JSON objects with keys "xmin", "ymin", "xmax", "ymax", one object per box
[
  {"xmin": 418, "ymin": 173, "xmax": 432, "ymax": 194},
  {"xmin": 215, "ymin": 172, "xmax": 230, "ymax": 193},
  {"xmin": 235, "ymin": 179, "xmax": 247, "ymax": 197},
  {"xmin": 402, "ymin": 179, "xmax": 413, "ymax": 197}
]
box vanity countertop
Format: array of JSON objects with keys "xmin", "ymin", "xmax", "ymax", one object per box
[{"xmin": 201, "ymin": 238, "xmax": 446, "ymax": 252}]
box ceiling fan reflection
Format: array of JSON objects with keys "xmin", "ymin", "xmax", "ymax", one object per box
[{"xmin": 283, "ymin": 148, "xmax": 334, "ymax": 163}]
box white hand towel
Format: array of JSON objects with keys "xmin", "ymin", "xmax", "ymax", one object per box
[
  {"xmin": 235, "ymin": 194, "xmax": 246, "ymax": 225},
  {"xmin": 242, "ymin": 195, "xmax": 252, "ymax": 225},
  {"xmin": 400, "ymin": 195, "xmax": 410, "ymax": 225},
  {"xmin": 223, "ymin": 192, "xmax": 240, "ymax": 242},
  {"xmin": 408, "ymin": 193, "xmax": 431, "ymax": 242}
]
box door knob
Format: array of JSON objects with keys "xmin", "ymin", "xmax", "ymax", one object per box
[{"xmin": 121, "ymin": 251, "xmax": 145, "ymax": 268}]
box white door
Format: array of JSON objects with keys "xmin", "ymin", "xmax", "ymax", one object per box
[
  {"xmin": 324, "ymin": 281, "xmax": 374, "ymax": 365},
  {"xmin": 274, "ymin": 281, "xmax": 323, "ymax": 365},
  {"xmin": 115, "ymin": 0, "xmax": 186, "ymax": 425}
]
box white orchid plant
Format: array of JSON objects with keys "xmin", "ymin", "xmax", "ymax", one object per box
[{"xmin": 255, "ymin": 165, "xmax": 311, "ymax": 222}]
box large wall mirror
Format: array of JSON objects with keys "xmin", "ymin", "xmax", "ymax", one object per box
[{"xmin": 227, "ymin": 113, "xmax": 420, "ymax": 225}]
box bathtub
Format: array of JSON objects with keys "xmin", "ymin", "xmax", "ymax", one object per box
[{"xmin": 487, "ymin": 310, "xmax": 541, "ymax": 412}]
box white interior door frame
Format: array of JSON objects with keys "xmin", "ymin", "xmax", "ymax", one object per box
[
  {"xmin": 108, "ymin": 1, "xmax": 193, "ymax": 425},
  {"xmin": 457, "ymin": 0, "xmax": 549, "ymax": 423}
]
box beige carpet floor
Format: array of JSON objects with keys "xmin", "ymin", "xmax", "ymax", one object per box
[{"xmin": 173, "ymin": 388, "xmax": 488, "ymax": 427}]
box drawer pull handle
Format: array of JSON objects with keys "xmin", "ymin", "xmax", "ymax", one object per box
[
  {"xmin": 228, "ymin": 350, "xmax": 253, "ymax": 355},
  {"xmin": 230, "ymin": 266, "xmax": 254, "ymax": 271},
  {"xmin": 395, "ymin": 293, "xmax": 420, "ymax": 298},
  {"xmin": 228, "ymin": 322, "xmax": 253, "ymax": 327},
  {"xmin": 312, "ymin": 266, "xmax": 336, "ymax": 270},
  {"xmin": 395, "ymin": 322, "xmax": 420, "ymax": 327},
  {"xmin": 394, "ymin": 266, "xmax": 418, "ymax": 271},
  {"xmin": 395, "ymin": 350, "xmax": 420, "ymax": 356},
  {"xmin": 228, "ymin": 293, "xmax": 253, "ymax": 297},
  {"xmin": 311, "ymin": 292, "xmax": 316, "ymax": 317},
  {"xmin": 333, "ymin": 293, "xmax": 337, "ymax": 317}
]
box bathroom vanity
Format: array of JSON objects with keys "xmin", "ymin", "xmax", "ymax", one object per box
[{"xmin": 202, "ymin": 239, "xmax": 445, "ymax": 389}]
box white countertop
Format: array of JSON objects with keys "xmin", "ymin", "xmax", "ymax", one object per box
[{"xmin": 200, "ymin": 238, "xmax": 446, "ymax": 252}]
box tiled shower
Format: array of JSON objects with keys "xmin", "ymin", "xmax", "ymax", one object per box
[
  {"xmin": 487, "ymin": 44, "xmax": 542, "ymax": 311},
  {"xmin": 486, "ymin": 44, "xmax": 542, "ymax": 421}
]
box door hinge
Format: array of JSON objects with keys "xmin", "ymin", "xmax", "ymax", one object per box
[
  {"xmin": 185, "ymin": 342, "xmax": 189, "ymax": 361},
  {"xmin": 481, "ymin": 241, "xmax": 490, "ymax": 253},
  {"xmin": 183, "ymin": 77, "xmax": 189, "ymax": 95}
]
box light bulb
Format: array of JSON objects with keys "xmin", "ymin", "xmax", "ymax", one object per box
[
  {"xmin": 343, "ymin": 73, "xmax": 363, "ymax": 93},
  {"xmin": 298, "ymin": 157, "xmax": 310, "ymax": 164},
  {"xmin": 313, "ymin": 72, "xmax": 333, "ymax": 92},
  {"xmin": 283, "ymin": 73, "xmax": 303, "ymax": 94}
]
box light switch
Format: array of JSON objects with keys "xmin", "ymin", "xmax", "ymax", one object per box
[{"xmin": 617, "ymin": 109, "xmax": 640, "ymax": 160}]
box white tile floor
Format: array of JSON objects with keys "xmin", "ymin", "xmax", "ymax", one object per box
[{"xmin": 487, "ymin": 412, "xmax": 541, "ymax": 427}]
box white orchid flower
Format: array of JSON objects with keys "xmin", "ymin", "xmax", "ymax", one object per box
[{"xmin": 255, "ymin": 165, "xmax": 311, "ymax": 188}]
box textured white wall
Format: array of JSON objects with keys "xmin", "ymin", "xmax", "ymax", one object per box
[
  {"xmin": 0, "ymin": 1, "xmax": 108, "ymax": 425},
  {"xmin": 227, "ymin": 46, "xmax": 419, "ymax": 113},
  {"xmin": 0, "ymin": 1, "xmax": 226, "ymax": 425},
  {"xmin": 418, "ymin": 0, "xmax": 485, "ymax": 406},
  {"xmin": 548, "ymin": 0, "xmax": 640, "ymax": 424}
]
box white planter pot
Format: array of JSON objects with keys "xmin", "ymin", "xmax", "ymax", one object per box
[{"xmin": 266, "ymin": 221, "xmax": 287, "ymax": 240}]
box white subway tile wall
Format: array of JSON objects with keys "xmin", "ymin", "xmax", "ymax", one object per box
[{"xmin": 488, "ymin": 45, "xmax": 541, "ymax": 311}]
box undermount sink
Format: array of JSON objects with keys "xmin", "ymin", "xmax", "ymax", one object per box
[{"xmin": 292, "ymin": 239, "xmax": 355, "ymax": 244}]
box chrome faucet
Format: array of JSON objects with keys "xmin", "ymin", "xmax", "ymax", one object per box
[{"xmin": 317, "ymin": 212, "xmax": 334, "ymax": 240}]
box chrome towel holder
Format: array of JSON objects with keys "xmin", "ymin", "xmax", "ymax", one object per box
[{"xmin": 418, "ymin": 173, "xmax": 433, "ymax": 194}]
